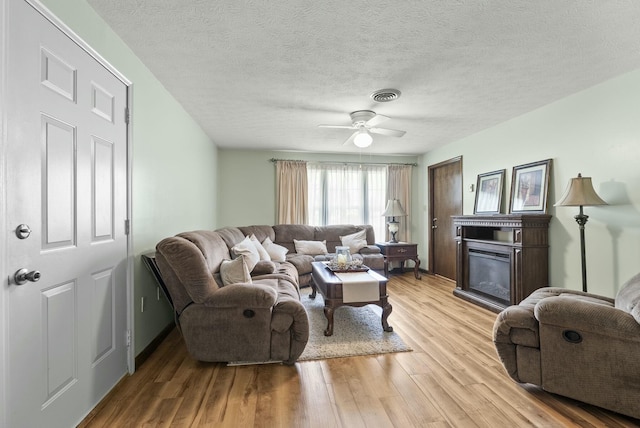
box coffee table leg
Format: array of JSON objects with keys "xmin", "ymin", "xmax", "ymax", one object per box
[
  {"xmin": 382, "ymin": 302, "xmax": 393, "ymax": 332},
  {"xmin": 323, "ymin": 305, "xmax": 334, "ymax": 336},
  {"xmin": 309, "ymin": 279, "xmax": 317, "ymax": 299}
]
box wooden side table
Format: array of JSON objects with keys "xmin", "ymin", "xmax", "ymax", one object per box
[{"xmin": 375, "ymin": 242, "xmax": 422, "ymax": 279}]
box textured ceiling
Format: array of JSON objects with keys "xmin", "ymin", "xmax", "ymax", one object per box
[{"xmin": 86, "ymin": 0, "xmax": 640, "ymax": 155}]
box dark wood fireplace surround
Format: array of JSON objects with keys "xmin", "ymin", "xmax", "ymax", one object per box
[{"xmin": 452, "ymin": 214, "xmax": 551, "ymax": 313}]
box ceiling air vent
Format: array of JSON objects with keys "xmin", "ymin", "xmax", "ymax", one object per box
[{"xmin": 370, "ymin": 88, "xmax": 401, "ymax": 103}]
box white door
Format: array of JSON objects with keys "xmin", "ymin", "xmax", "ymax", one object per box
[{"xmin": 5, "ymin": 1, "xmax": 130, "ymax": 426}]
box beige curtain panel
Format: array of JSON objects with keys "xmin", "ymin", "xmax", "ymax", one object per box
[
  {"xmin": 276, "ymin": 160, "xmax": 308, "ymax": 224},
  {"xmin": 387, "ymin": 164, "xmax": 412, "ymax": 242}
]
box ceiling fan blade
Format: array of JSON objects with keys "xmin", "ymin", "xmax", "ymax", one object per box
[
  {"xmin": 365, "ymin": 114, "xmax": 390, "ymax": 127},
  {"xmin": 343, "ymin": 131, "xmax": 358, "ymax": 146},
  {"xmin": 318, "ymin": 124, "xmax": 355, "ymax": 129},
  {"xmin": 369, "ymin": 127, "xmax": 406, "ymax": 137}
]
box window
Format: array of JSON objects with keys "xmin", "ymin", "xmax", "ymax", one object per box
[{"xmin": 307, "ymin": 163, "xmax": 387, "ymax": 240}]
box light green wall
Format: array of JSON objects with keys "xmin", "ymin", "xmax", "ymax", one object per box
[
  {"xmin": 40, "ymin": 0, "xmax": 218, "ymax": 355},
  {"xmin": 419, "ymin": 69, "xmax": 640, "ymax": 297},
  {"xmin": 217, "ymin": 150, "xmax": 421, "ymax": 235}
]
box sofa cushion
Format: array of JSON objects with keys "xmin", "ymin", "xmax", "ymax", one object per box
[
  {"xmin": 263, "ymin": 237, "xmax": 289, "ymax": 262},
  {"xmin": 238, "ymin": 225, "xmax": 275, "ymax": 244},
  {"xmin": 616, "ymin": 272, "xmax": 640, "ymax": 323},
  {"xmin": 231, "ymin": 236, "xmax": 260, "ymax": 271},
  {"xmin": 294, "ymin": 239, "xmax": 328, "ymax": 255},
  {"xmin": 249, "ymin": 234, "xmax": 271, "ymax": 261},
  {"xmin": 214, "ymin": 226, "xmax": 246, "ymax": 249},
  {"xmin": 156, "ymin": 235, "xmax": 220, "ymax": 305},
  {"xmin": 220, "ymin": 257, "xmax": 252, "ymax": 286},
  {"xmin": 273, "ymin": 224, "xmax": 315, "ymax": 253},
  {"xmin": 340, "ymin": 229, "xmax": 368, "ymax": 253},
  {"xmin": 176, "ymin": 230, "xmax": 230, "ymax": 274}
]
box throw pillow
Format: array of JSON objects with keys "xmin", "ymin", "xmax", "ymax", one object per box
[
  {"xmin": 262, "ymin": 237, "xmax": 289, "ymax": 262},
  {"xmin": 252, "ymin": 260, "xmax": 277, "ymax": 275},
  {"xmin": 294, "ymin": 239, "xmax": 328, "ymax": 255},
  {"xmin": 231, "ymin": 236, "xmax": 260, "ymax": 271},
  {"xmin": 219, "ymin": 256, "xmax": 252, "ymax": 286},
  {"xmin": 249, "ymin": 234, "xmax": 271, "ymax": 261},
  {"xmin": 616, "ymin": 272, "xmax": 640, "ymax": 323},
  {"xmin": 340, "ymin": 229, "xmax": 368, "ymax": 254}
]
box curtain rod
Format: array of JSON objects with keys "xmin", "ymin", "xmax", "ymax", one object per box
[{"xmin": 269, "ymin": 158, "xmax": 418, "ymax": 167}]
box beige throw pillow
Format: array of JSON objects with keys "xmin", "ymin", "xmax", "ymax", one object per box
[
  {"xmin": 340, "ymin": 229, "xmax": 368, "ymax": 254},
  {"xmin": 231, "ymin": 236, "xmax": 260, "ymax": 271},
  {"xmin": 294, "ymin": 239, "xmax": 328, "ymax": 255},
  {"xmin": 262, "ymin": 237, "xmax": 289, "ymax": 262},
  {"xmin": 249, "ymin": 234, "xmax": 271, "ymax": 261},
  {"xmin": 219, "ymin": 256, "xmax": 252, "ymax": 286}
]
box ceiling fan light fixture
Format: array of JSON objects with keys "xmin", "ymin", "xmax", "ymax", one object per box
[{"xmin": 353, "ymin": 129, "xmax": 373, "ymax": 148}]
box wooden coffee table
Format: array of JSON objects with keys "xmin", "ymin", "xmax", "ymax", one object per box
[{"xmin": 310, "ymin": 262, "xmax": 393, "ymax": 336}]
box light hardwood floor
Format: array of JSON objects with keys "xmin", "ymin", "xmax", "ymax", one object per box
[{"xmin": 80, "ymin": 273, "xmax": 640, "ymax": 427}]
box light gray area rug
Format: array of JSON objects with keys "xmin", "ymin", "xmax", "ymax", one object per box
[{"xmin": 297, "ymin": 287, "xmax": 412, "ymax": 362}]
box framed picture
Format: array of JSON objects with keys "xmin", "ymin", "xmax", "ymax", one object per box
[
  {"xmin": 509, "ymin": 159, "xmax": 552, "ymax": 214},
  {"xmin": 474, "ymin": 169, "xmax": 505, "ymax": 214}
]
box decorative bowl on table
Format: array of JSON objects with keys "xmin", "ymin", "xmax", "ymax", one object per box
[{"xmin": 326, "ymin": 257, "xmax": 369, "ymax": 272}]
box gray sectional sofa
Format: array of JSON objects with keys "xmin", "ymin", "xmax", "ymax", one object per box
[
  {"xmin": 154, "ymin": 224, "xmax": 384, "ymax": 364},
  {"xmin": 223, "ymin": 224, "xmax": 385, "ymax": 287}
]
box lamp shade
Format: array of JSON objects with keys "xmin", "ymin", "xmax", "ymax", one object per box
[
  {"xmin": 382, "ymin": 199, "xmax": 407, "ymax": 217},
  {"xmin": 555, "ymin": 173, "xmax": 607, "ymax": 207}
]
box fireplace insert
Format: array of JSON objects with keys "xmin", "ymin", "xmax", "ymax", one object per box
[{"xmin": 468, "ymin": 249, "xmax": 510, "ymax": 306}]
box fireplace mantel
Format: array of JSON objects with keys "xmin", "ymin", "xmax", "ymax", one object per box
[{"xmin": 452, "ymin": 214, "xmax": 551, "ymax": 312}]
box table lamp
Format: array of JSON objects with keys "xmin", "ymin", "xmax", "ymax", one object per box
[{"xmin": 382, "ymin": 199, "xmax": 407, "ymax": 243}]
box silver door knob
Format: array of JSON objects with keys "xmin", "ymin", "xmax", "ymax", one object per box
[
  {"xmin": 14, "ymin": 268, "xmax": 41, "ymax": 285},
  {"xmin": 15, "ymin": 224, "xmax": 32, "ymax": 239}
]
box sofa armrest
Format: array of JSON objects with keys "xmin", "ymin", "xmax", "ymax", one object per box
[
  {"xmin": 493, "ymin": 304, "xmax": 541, "ymax": 383},
  {"xmin": 271, "ymin": 298, "xmax": 309, "ymax": 364},
  {"xmin": 359, "ymin": 245, "xmax": 381, "ymax": 255},
  {"xmin": 202, "ymin": 283, "xmax": 278, "ymax": 309},
  {"xmin": 493, "ymin": 305, "xmax": 540, "ymax": 347},
  {"xmin": 535, "ymin": 296, "xmax": 640, "ymax": 340}
]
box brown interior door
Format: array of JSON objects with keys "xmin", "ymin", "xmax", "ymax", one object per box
[{"xmin": 429, "ymin": 157, "xmax": 463, "ymax": 280}]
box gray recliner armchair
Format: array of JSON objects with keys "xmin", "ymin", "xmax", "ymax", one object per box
[{"xmin": 493, "ymin": 273, "xmax": 640, "ymax": 419}]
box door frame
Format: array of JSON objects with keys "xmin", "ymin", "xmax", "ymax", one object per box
[
  {"xmin": 428, "ymin": 156, "xmax": 463, "ymax": 276},
  {"xmin": 0, "ymin": 1, "xmax": 134, "ymax": 425}
]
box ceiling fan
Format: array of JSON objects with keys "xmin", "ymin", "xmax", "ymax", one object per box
[{"xmin": 318, "ymin": 110, "xmax": 406, "ymax": 148}]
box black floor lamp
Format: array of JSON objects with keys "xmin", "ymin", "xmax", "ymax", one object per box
[{"xmin": 554, "ymin": 173, "xmax": 607, "ymax": 293}]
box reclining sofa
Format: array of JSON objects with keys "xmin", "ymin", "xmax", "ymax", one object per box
[
  {"xmin": 154, "ymin": 224, "xmax": 384, "ymax": 364},
  {"xmin": 493, "ymin": 272, "xmax": 640, "ymax": 419}
]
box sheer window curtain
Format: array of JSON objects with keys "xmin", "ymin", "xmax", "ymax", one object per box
[
  {"xmin": 387, "ymin": 165, "xmax": 412, "ymax": 242},
  {"xmin": 308, "ymin": 163, "xmax": 387, "ymax": 240},
  {"xmin": 276, "ymin": 160, "xmax": 308, "ymax": 224}
]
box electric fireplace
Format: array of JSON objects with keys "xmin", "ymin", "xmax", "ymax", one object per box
[{"xmin": 452, "ymin": 214, "xmax": 550, "ymax": 312}]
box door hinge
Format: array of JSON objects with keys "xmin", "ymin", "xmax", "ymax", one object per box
[
  {"xmin": 126, "ymin": 330, "xmax": 131, "ymax": 348},
  {"xmin": 124, "ymin": 219, "xmax": 130, "ymax": 235},
  {"xmin": 124, "ymin": 107, "xmax": 130, "ymax": 125}
]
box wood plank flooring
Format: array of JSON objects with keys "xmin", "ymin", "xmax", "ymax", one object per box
[{"xmin": 80, "ymin": 273, "xmax": 640, "ymax": 427}]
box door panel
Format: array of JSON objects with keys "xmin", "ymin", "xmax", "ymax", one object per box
[
  {"xmin": 42, "ymin": 281, "xmax": 77, "ymax": 405},
  {"xmin": 5, "ymin": 1, "xmax": 129, "ymax": 426},
  {"xmin": 429, "ymin": 157, "xmax": 462, "ymax": 280},
  {"xmin": 42, "ymin": 115, "xmax": 77, "ymax": 249}
]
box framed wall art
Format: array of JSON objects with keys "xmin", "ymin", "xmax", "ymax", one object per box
[
  {"xmin": 509, "ymin": 159, "xmax": 552, "ymax": 214},
  {"xmin": 474, "ymin": 169, "xmax": 505, "ymax": 214}
]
